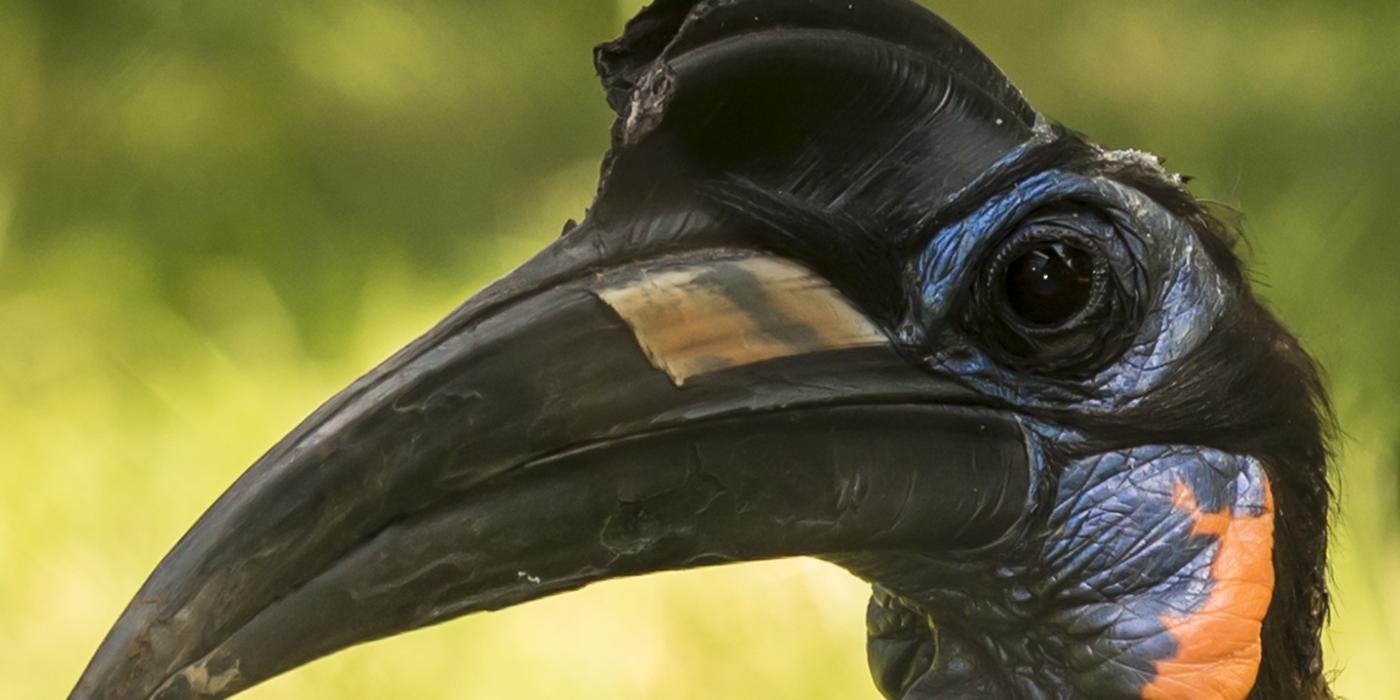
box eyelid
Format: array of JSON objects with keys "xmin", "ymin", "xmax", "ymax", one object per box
[{"xmin": 1018, "ymin": 203, "xmax": 1120, "ymax": 240}]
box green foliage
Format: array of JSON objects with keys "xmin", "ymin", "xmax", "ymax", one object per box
[{"xmin": 1, "ymin": 1, "xmax": 1395, "ymax": 697}]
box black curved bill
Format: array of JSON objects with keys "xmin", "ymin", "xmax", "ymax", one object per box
[
  {"xmin": 72, "ymin": 249, "xmax": 1030, "ymax": 699},
  {"xmin": 74, "ymin": 1, "xmax": 1045, "ymax": 697}
]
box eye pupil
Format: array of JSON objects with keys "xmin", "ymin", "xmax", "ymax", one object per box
[{"xmin": 1004, "ymin": 244, "xmax": 1094, "ymax": 325}]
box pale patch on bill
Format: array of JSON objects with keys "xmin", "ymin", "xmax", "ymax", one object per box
[{"xmin": 597, "ymin": 255, "xmax": 887, "ymax": 386}]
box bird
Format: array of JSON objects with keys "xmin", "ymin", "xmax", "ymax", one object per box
[{"xmin": 71, "ymin": 1, "xmax": 1334, "ymax": 698}]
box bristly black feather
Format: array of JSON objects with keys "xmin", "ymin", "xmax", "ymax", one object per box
[
  {"xmin": 905, "ymin": 127, "xmax": 1102, "ymax": 250},
  {"xmin": 698, "ymin": 177, "xmax": 909, "ymax": 326},
  {"xmin": 1093, "ymin": 157, "xmax": 1252, "ymax": 290},
  {"xmin": 695, "ymin": 129, "xmax": 1109, "ymax": 327}
]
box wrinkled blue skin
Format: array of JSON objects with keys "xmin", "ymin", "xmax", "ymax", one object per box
[
  {"xmin": 909, "ymin": 170, "xmax": 1227, "ymax": 412},
  {"xmin": 861, "ymin": 172, "xmax": 1266, "ymax": 698}
]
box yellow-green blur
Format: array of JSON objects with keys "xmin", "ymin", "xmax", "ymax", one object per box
[{"xmin": 1, "ymin": 1, "xmax": 1396, "ymax": 697}]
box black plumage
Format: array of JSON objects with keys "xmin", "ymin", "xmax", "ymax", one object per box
[{"xmin": 73, "ymin": 2, "xmax": 1334, "ymax": 698}]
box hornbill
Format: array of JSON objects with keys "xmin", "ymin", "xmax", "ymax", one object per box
[{"xmin": 72, "ymin": 1, "xmax": 1333, "ymax": 698}]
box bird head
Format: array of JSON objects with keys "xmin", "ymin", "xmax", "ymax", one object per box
[{"xmin": 73, "ymin": 1, "xmax": 1333, "ymax": 698}]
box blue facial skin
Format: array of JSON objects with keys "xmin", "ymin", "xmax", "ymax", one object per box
[
  {"xmin": 906, "ymin": 169, "xmax": 1229, "ymax": 414},
  {"xmin": 867, "ymin": 171, "xmax": 1270, "ymax": 698}
]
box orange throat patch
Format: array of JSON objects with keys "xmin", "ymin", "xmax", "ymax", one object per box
[{"xmin": 1142, "ymin": 480, "xmax": 1276, "ymax": 700}]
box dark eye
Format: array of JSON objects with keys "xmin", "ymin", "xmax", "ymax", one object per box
[
  {"xmin": 962, "ymin": 212, "xmax": 1132, "ymax": 375},
  {"xmin": 1003, "ymin": 243, "xmax": 1095, "ymax": 326}
]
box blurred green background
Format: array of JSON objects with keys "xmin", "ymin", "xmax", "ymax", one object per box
[{"xmin": 2, "ymin": 1, "xmax": 1396, "ymax": 697}]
